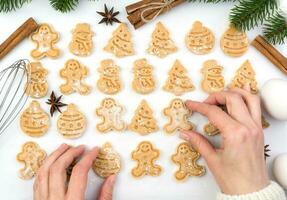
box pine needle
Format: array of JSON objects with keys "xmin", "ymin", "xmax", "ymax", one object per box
[
  {"xmin": 230, "ymin": 0, "xmax": 278, "ymax": 31},
  {"xmin": 188, "ymin": 0, "xmax": 236, "ymax": 2},
  {"xmin": 263, "ymin": 12, "xmax": 287, "ymax": 45},
  {"xmin": 49, "ymin": 0, "xmax": 79, "ymax": 13},
  {"xmin": 0, "ymin": 0, "xmax": 32, "ymax": 12}
]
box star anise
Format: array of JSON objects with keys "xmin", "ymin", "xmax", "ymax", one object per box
[
  {"xmin": 264, "ymin": 144, "xmax": 271, "ymax": 160},
  {"xmin": 46, "ymin": 91, "xmax": 67, "ymax": 117},
  {"xmin": 97, "ymin": 4, "xmax": 120, "ymax": 25}
]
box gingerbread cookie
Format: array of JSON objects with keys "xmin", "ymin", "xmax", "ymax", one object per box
[
  {"xmin": 104, "ymin": 23, "xmax": 134, "ymax": 57},
  {"xmin": 57, "ymin": 103, "xmax": 86, "ymax": 139},
  {"xmin": 185, "ymin": 21, "xmax": 215, "ymax": 55},
  {"xmin": 20, "ymin": 100, "xmax": 49, "ymax": 137},
  {"xmin": 229, "ymin": 60, "xmax": 258, "ymax": 94},
  {"xmin": 31, "ymin": 23, "xmax": 60, "ymax": 59},
  {"xmin": 92, "ymin": 143, "xmax": 121, "ymax": 178},
  {"xmin": 25, "ymin": 62, "xmax": 48, "ymax": 98},
  {"xmin": 97, "ymin": 59, "xmax": 122, "ymax": 95},
  {"xmin": 60, "ymin": 59, "xmax": 91, "ymax": 95},
  {"xmin": 132, "ymin": 58, "xmax": 155, "ymax": 94},
  {"xmin": 16, "ymin": 141, "xmax": 46, "ymax": 180},
  {"xmin": 128, "ymin": 100, "xmax": 158, "ymax": 135},
  {"xmin": 172, "ymin": 142, "xmax": 205, "ymax": 181},
  {"xmin": 163, "ymin": 60, "xmax": 195, "ymax": 96},
  {"xmin": 147, "ymin": 22, "xmax": 177, "ymax": 58},
  {"xmin": 201, "ymin": 60, "xmax": 225, "ymax": 93},
  {"xmin": 96, "ymin": 98, "xmax": 126, "ymax": 133},
  {"xmin": 131, "ymin": 141, "xmax": 162, "ymax": 178},
  {"xmin": 69, "ymin": 23, "xmax": 94, "ymax": 57},
  {"xmin": 163, "ymin": 98, "xmax": 194, "ymax": 134},
  {"xmin": 220, "ymin": 26, "xmax": 248, "ymax": 57}
]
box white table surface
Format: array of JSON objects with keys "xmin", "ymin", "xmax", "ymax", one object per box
[{"xmin": 0, "ymin": 1, "xmax": 286, "ymax": 200}]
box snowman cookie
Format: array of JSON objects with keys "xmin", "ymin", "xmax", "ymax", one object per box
[
  {"xmin": 201, "ymin": 60, "xmax": 225, "ymax": 93},
  {"xmin": 31, "ymin": 23, "xmax": 60, "ymax": 59},
  {"xmin": 172, "ymin": 142, "xmax": 205, "ymax": 181},
  {"xmin": 16, "ymin": 141, "xmax": 46, "ymax": 180},
  {"xmin": 131, "ymin": 141, "xmax": 162, "ymax": 178},
  {"xmin": 163, "ymin": 98, "xmax": 194, "ymax": 134},
  {"xmin": 96, "ymin": 98, "xmax": 126, "ymax": 133},
  {"xmin": 57, "ymin": 103, "xmax": 86, "ymax": 139},
  {"xmin": 20, "ymin": 100, "xmax": 50, "ymax": 137},
  {"xmin": 97, "ymin": 59, "xmax": 122, "ymax": 95},
  {"xmin": 132, "ymin": 58, "xmax": 156, "ymax": 94},
  {"xmin": 60, "ymin": 59, "xmax": 91, "ymax": 95},
  {"xmin": 25, "ymin": 62, "xmax": 49, "ymax": 98}
]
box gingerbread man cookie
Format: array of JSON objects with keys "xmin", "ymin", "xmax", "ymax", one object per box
[
  {"xmin": 132, "ymin": 58, "xmax": 156, "ymax": 94},
  {"xmin": 97, "ymin": 59, "xmax": 122, "ymax": 95},
  {"xmin": 20, "ymin": 100, "xmax": 50, "ymax": 137},
  {"xmin": 60, "ymin": 59, "xmax": 91, "ymax": 95},
  {"xmin": 220, "ymin": 26, "xmax": 248, "ymax": 57},
  {"xmin": 172, "ymin": 142, "xmax": 205, "ymax": 181},
  {"xmin": 201, "ymin": 60, "xmax": 225, "ymax": 93},
  {"xmin": 93, "ymin": 143, "xmax": 121, "ymax": 178},
  {"xmin": 25, "ymin": 62, "xmax": 48, "ymax": 98},
  {"xmin": 185, "ymin": 21, "xmax": 215, "ymax": 55},
  {"xmin": 128, "ymin": 100, "xmax": 158, "ymax": 135},
  {"xmin": 147, "ymin": 22, "xmax": 177, "ymax": 58},
  {"xmin": 163, "ymin": 60, "xmax": 195, "ymax": 96},
  {"xmin": 163, "ymin": 98, "xmax": 194, "ymax": 134},
  {"xmin": 131, "ymin": 141, "xmax": 162, "ymax": 178},
  {"xmin": 104, "ymin": 23, "xmax": 134, "ymax": 57},
  {"xmin": 96, "ymin": 98, "xmax": 126, "ymax": 133},
  {"xmin": 31, "ymin": 23, "xmax": 60, "ymax": 59},
  {"xmin": 229, "ymin": 60, "xmax": 258, "ymax": 94},
  {"xmin": 57, "ymin": 103, "xmax": 86, "ymax": 139},
  {"xmin": 16, "ymin": 141, "xmax": 46, "ymax": 180},
  {"xmin": 69, "ymin": 23, "xmax": 94, "ymax": 57}
]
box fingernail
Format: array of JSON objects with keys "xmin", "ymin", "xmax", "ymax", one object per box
[
  {"xmin": 179, "ymin": 131, "xmax": 190, "ymax": 141},
  {"xmin": 59, "ymin": 143, "xmax": 69, "ymax": 149}
]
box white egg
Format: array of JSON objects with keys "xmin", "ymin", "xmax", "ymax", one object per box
[
  {"xmin": 260, "ymin": 79, "xmax": 287, "ymax": 121},
  {"xmin": 273, "ymin": 154, "xmax": 287, "ymax": 190}
]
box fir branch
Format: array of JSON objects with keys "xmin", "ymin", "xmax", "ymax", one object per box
[
  {"xmin": 230, "ymin": 0, "xmax": 278, "ymax": 31},
  {"xmin": 0, "ymin": 0, "xmax": 32, "ymax": 12},
  {"xmin": 263, "ymin": 12, "xmax": 287, "ymax": 45},
  {"xmin": 188, "ymin": 0, "xmax": 236, "ymax": 2},
  {"xmin": 49, "ymin": 0, "xmax": 79, "ymax": 13}
]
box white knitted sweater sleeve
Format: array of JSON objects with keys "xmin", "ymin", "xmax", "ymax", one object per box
[{"xmin": 217, "ymin": 181, "xmax": 287, "ymax": 200}]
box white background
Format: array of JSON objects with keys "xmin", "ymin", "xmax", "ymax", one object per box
[{"xmin": 0, "ymin": 1, "xmax": 286, "ymax": 200}]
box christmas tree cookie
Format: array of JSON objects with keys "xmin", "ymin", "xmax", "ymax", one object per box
[
  {"xmin": 147, "ymin": 22, "xmax": 177, "ymax": 58},
  {"xmin": 104, "ymin": 23, "xmax": 134, "ymax": 57},
  {"xmin": 128, "ymin": 100, "xmax": 158, "ymax": 135},
  {"xmin": 163, "ymin": 60, "xmax": 195, "ymax": 96},
  {"xmin": 201, "ymin": 60, "xmax": 225, "ymax": 93},
  {"xmin": 132, "ymin": 58, "xmax": 156, "ymax": 94},
  {"xmin": 229, "ymin": 60, "xmax": 258, "ymax": 93}
]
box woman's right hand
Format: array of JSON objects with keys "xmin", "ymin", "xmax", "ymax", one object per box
[{"xmin": 180, "ymin": 86, "xmax": 270, "ymax": 195}]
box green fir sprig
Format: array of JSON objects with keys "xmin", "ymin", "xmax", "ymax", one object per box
[
  {"xmin": 49, "ymin": 0, "xmax": 79, "ymax": 13},
  {"xmin": 0, "ymin": 0, "xmax": 31, "ymax": 12}
]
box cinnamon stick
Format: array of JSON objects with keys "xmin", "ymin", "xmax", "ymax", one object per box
[
  {"xmin": 252, "ymin": 35, "xmax": 287, "ymax": 75},
  {"xmin": 0, "ymin": 17, "xmax": 38, "ymax": 60},
  {"xmin": 126, "ymin": 0, "xmax": 186, "ymax": 29}
]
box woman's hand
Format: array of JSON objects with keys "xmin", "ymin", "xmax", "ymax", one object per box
[
  {"xmin": 33, "ymin": 144, "xmax": 116, "ymax": 200},
  {"xmin": 180, "ymin": 85, "xmax": 270, "ymax": 195}
]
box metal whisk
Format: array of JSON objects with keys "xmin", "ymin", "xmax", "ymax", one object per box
[{"xmin": 0, "ymin": 59, "xmax": 30, "ymax": 135}]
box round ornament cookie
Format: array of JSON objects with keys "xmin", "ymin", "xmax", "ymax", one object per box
[
  {"xmin": 220, "ymin": 26, "xmax": 248, "ymax": 57},
  {"xmin": 92, "ymin": 143, "xmax": 121, "ymax": 178},
  {"xmin": 57, "ymin": 103, "xmax": 86, "ymax": 139},
  {"xmin": 185, "ymin": 21, "xmax": 215, "ymax": 55},
  {"xmin": 20, "ymin": 100, "xmax": 50, "ymax": 137}
]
